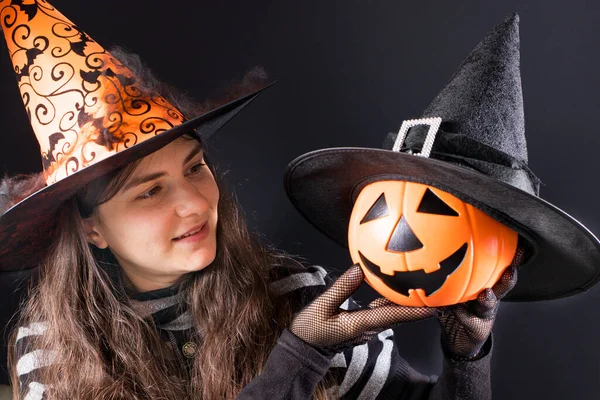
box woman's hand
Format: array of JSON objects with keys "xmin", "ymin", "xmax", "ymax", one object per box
[
  {"xmin": 437, "ymin": 266, "xmax": 518, "ymax": 360},
  {"xmin": 290, "ymin": 264, "xmax": 437, "ymax": 352}
]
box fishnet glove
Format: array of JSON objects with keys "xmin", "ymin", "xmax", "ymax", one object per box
[
  {"xmin": 290, "ymin": 264, "xmax": 437, "ymax": 353},
  {"xmin": 437, "ymin": 248, "xmax": 524, "ymax": 360}
]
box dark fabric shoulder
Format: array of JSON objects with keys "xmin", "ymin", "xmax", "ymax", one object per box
[{"xmin": 269, "ymin": 262, "xmax": 330, "ymax": 313}]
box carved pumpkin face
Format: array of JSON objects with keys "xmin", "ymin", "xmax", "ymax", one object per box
[{"xmin": 348, "ymin": 181, "xmax": 518, "ymax": 307}]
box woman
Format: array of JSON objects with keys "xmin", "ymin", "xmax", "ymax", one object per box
[{"xmin": 0, "ymin": 1, "xmax": 515, "ymax": 399}]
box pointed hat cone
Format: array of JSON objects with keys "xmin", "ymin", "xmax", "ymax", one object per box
[
  {"xmin": 422, "ymin": 14, "xmax": 527, "ymax": 163},
  {"xmin": 1, "ymin": 1, "xmax": 201, "ymax": 184}
]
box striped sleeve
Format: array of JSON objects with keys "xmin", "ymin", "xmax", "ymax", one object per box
[
  {"xmin": 14, "ymin": 322, "xmax": 57, "ymax": 400},
  {"xmin": 327, "ymin": 297, "xmax": 435, "ymax": 399},
  {"xmin": 327, "ymin": 330, "xmax": 435, "ymax": 399}
]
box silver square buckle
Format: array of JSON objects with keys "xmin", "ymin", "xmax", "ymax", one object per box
[{"xmin": 392, "ymin": 117, "xmax": 442, "ymax": 158}]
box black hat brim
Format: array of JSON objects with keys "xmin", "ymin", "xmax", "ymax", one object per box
[
  {"xmin": 0, "ymin": 83, "xmax": 273, "ymax": 272},
  {"xmin": 284, "ymin": 147, "xmax": 600, "ymax": 302}
]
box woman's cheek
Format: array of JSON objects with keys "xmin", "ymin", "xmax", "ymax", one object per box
[{"xmin": 126, "ymin": 213, "xmax": 167, "ymax": 241}]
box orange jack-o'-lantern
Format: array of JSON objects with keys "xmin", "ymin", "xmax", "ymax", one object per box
[{"xmin": 348, "ymin": 181, "xmax": 518, "ymax": 307}]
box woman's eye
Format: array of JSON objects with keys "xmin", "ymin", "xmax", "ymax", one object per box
[
  {"xmin": 188, "ymin": 162, "xmax": 206, "ymax": 174},
  {"xmin": 137, "ymin": 186, "xmax": 161, "ymax": 200}
]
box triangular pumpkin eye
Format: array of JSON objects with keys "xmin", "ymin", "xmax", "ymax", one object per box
[
  {"xmin": 360, "ymin": 193, "xmax": 389, "ymax": 224},
  {"xmin": 417, "ymin": 188, "xmax": 458, "ymax": 216}
]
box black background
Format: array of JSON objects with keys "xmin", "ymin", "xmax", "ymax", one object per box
[{"xmin": 1, "ymin": 1, "xmax": 599, "ymax": 398}]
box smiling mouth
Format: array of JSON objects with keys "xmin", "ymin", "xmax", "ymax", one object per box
[
  {"xmin": 173, "ymin": 223, "xmax": 206, "ymax": 241},
  {"xmin": 359, "ymin": 243, "xmax": 468, "ymax": 296}
]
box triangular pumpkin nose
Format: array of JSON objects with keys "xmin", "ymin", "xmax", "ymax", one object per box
[{"xmin": 386, "ymin": 216, "xmax": 423, "ymax": 252}]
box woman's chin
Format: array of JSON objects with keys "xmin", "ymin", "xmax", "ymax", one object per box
[{"xmin": 184, "ymin": 251, "xmax": 217, "ymax": 273}]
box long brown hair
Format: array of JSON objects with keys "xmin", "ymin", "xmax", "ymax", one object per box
[{"xmin": 7, "ymin": 48, "xmax": 332, "ymax": 399}]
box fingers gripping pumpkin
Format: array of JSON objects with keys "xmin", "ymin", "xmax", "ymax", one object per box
[{"xmin": 348, "ymin": 181, "xmax": 518, "ymax": 307}]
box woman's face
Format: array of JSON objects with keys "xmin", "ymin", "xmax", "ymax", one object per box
[{"xmin": 84, "ymin": 137, "xmax": 219, "ymax": 292}]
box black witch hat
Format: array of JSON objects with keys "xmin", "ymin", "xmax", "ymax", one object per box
[{"xmin": 284, "ymin": 14, "xmax": 600, "ymax": 302}]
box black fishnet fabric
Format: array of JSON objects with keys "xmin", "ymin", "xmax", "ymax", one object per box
[
  {"xmin": 290, "ymin": 264, "xmax": 437, "ymax": 353},
  {"xmin": 438, "ymin": 246, "xmax": 526, "ymax": 359}
]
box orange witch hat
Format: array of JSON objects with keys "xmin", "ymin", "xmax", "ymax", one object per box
[{"xmin": 0, "ymin": 0, "xmax": 270, "ymax": 270}]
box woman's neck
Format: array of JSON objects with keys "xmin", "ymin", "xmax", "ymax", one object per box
[{"xmin": 121, "ymin": 269, "xmax": 181, "ymax": 294}]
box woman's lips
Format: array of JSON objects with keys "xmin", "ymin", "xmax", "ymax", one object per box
[{"xmin": 173, "ymin": 222, "xmax": 209, "ymax": 243}]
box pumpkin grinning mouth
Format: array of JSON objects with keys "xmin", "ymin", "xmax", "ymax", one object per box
[{"xmin": 359, "ymin": 243, "xmax": 468, "ymax": 296}]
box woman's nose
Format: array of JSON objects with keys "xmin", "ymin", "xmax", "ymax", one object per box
[{"xmin": 173, "ymin": 181, "xmax": 209, "ymax": 218}]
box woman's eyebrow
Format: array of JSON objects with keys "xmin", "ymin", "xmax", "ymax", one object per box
[
  {"xmin": 182, "ymin": 143, "xmax": 203, "ymax": 165},
  {"xmin": 122, "ymin": 172, "xmax": 165, "ymax": 193},
  {"xmin": 122, "ymin": 143, "xmax": 203, "ymax": 193}
]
